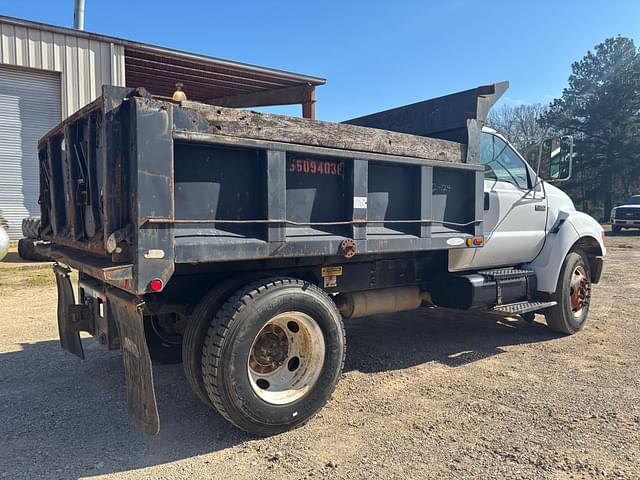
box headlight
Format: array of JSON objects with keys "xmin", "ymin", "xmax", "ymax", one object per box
[{"xmin": 610, "ymin": 209, "xmax": 616, "ymax": 219}]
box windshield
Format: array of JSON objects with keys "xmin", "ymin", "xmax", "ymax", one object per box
[{"xmin": 627, "ymin": 197, "xmax": 640, "ymax": 205}]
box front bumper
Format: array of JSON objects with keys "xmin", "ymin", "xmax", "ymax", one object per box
[{"xmin": 612, "ymin": 219, "xmax": 640, "ymax": 227}]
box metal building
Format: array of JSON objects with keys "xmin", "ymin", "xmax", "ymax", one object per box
[{"xmin": 0, "ymin": 15, "xmax": 324, "ymax": 239}]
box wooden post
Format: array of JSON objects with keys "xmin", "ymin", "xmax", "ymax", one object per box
[{"xmin": 302, "ymin": 87, "xmax": 316, "ymax": 119}]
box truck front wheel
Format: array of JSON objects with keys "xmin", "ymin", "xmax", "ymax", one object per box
[
  {"xmin": 544, "ymin": 250, "xmax": 592, "ymax": 335},
  {"xmin": 201, "ymin": 277, "xmax": 345, "ymax": 436}
]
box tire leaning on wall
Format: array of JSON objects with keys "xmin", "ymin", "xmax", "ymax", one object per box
[
  {"xmin": 17, "ymin": 238, "xmax": 50, "ymax": 262},
  {"xmin": 21, "ymin": 217, "xmax": 42, "ymax": 239}
]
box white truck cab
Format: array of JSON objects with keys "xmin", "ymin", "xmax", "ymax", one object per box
[{"xmin": 450, "ymin": 126, "xmax": 605, "ymax": 333}]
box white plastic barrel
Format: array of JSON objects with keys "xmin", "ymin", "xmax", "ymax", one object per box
[{"xmin": 0, "ymin": 226, "xmax": 9, "ymax": 261}]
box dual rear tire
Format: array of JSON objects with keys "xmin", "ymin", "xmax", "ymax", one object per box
[
  {"xmin": 185, "ymin": 277, "xmax": 345, "ymax": 436},
  {"xmin": 144, "ymin": 314, "xmax": 183, "ymax": 364}
]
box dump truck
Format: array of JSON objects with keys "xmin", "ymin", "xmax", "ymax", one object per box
[{"xmin": 37, "ymin": 82, "xmax": 605, "ymax": 436}]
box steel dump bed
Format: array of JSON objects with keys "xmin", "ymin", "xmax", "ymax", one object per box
[{"xmin": 37, "ymin": 84, "xmax": 506, "ymax": 295}]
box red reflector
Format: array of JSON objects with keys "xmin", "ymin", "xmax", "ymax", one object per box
[{"xmin": 149, "ymin": 279, "xmax": 163, "ymax": 292}]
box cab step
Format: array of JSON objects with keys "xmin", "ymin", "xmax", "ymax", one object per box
[
  {"xmin": 478, "ymin": 267, "xmax": 536, "ymax": 281},
  {"xmin": 493, "ymin": 300, "xmax": 557, "ymax": 315}
]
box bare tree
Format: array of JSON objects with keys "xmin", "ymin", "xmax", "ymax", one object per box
[{"xmin": 487, "ymin": 103, "xmax": 548, "ymax": 152}]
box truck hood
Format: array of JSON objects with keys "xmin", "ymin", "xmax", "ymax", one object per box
[
  {"xmin": 544, "ymin": 182, "xmax": 576, "ymax": 212},
  {"xmin": 613, "ymin": 203, "xmax": 640, "ymax": 209}
]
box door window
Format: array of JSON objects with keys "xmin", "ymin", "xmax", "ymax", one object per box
[{"xmin": 480, "ymin": 133, "xmax": 530, "ymax": 189}]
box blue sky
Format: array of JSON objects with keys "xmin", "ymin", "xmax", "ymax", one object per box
[{"xmin": 2, "ymin": 0, "xmax": 639, "ymax": 121}]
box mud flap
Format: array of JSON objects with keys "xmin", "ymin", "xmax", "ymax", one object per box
[
  {"xmin": 53, "ymin": 264, "xmax": 85, "ymax": 360},
  {"xmin": 106, "ymin": 288, "xmax": 160, "ymax": 435}
]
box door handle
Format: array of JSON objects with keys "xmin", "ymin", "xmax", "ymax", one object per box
[
  {"xmin": 535, "ymin": 205, "xmax": 546, "ymax": 212},
  {"xmin": 484, "ymin": 192, "xmax": 490, "ymax": 210}
]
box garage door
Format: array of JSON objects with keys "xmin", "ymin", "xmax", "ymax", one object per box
[{"xmin": 0, "ymin": 65, "xmax": 61, "ymax": 239}]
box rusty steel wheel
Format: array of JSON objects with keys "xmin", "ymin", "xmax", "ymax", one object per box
[
  {"xmin": 545, "ymin": 250, "xmax": 592, "ymax": 335},
  {"xmin": 569, "ymin": 264, "xmax": 591, "ymax": 318},
  {"xmin": 248, "ymin": 312, "xmax": 326, "ymax": 405}
]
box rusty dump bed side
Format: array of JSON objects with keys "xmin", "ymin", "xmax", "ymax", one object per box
[{"xmin": 38, "ymin": 85, "xmax": 504, "ymax": 295}]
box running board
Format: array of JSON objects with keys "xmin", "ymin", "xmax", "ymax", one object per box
[
  {"xmin": 478, "ymin": 267, "xmax": 536, "ymax": 280},
  {"xmin": 493, "ymin": 300, "xmax": 557, "ymax": 315}
]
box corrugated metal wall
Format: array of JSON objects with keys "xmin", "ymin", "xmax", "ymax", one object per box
[
  {"xmin": 0, "ymin": 66, "xmax": 61, "ymax": 239},
  {"xmin": 0, "ymin": 20, "xmax": 125, "ymax": 118},
  {"xmin": 0, "ymin": 19, "xmax": 125, "ymax": 239}
]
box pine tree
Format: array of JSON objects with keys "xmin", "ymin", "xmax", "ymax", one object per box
[{"xmin": 543, "ymin": 36, "xmax": 640, "ymax": 219}]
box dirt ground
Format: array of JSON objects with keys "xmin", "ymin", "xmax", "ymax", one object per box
[{"xmin": 1, "ymin": 232, "xmax": 639, "ymax": 480}]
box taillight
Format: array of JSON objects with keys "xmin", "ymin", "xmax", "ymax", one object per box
[{"xmin": 149, "ymin": 279, "xmax": 163, "ymax": 292}]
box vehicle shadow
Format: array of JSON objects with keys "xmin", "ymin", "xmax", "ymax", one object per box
[
  {"xmin": 0, "ymin": 308, "xmax": 559, "ymax": 479},
  {"xmin": 0, "ymin": 251, "xmax": 45, "ymax": 265},
  {"xmin": 343, "ymin": 307, "xmax": 559, "ymax": 373}
]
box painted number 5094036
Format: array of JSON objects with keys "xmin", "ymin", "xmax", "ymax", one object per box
[{"xmin": 289, "ymin": 158, "xmax": 344, "ymax": 176}]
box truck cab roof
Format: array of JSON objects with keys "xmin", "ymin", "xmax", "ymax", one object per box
[{"xmin": 622, "ymin": 195, "xmax": 640, "ymax": 206}]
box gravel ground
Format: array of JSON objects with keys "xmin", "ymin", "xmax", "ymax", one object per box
[{"xmin": 1, "ymin": 232, "xmax": 639, "ymax": 480}]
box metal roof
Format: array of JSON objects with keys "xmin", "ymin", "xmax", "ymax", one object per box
[
  {"xmin": 0, "ymin": 15, "xmax": 325, "ymax": 105},
  {"xmin": 124, "ymin": 45, "xmax": 317, "ymax": 102}
]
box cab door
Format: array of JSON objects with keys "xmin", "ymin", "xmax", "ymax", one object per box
[{"xmin": 450, "ymin": 131, "xmax": 548, "ymax": 270}]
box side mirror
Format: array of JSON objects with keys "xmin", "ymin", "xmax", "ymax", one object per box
[{"xmin": 539, "ymin": 135, "xmax": 573, "ymax": 182}]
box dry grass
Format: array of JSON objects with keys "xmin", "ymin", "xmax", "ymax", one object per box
[{"xmin": 0, "ymin": 266, "xmax": 55, "ymax": 290}]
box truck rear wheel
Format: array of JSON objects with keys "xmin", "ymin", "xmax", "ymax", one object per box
[
  {"xmin": 183, "ymin": 276, "xmax": 257, "ymax": 406},
  {"xmin": 144, "ymin": 314, "xmax": 183, "ymax": 364},
  {"xmin": 202, "ymin": 277, "xmax": 345, "ymax": 436},
  {"xmin": 544, "ymin": 250, "xmax": 592, "ymax": 334}
]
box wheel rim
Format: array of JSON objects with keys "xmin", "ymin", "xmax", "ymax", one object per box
[
  {"xmin": 569, "ymin": 265, "xmax": 591, "ymax": 318},
  {"xmin": 150, "ymin": 314, "xmax": 182, "ymax": 345},
  {"xmin": 247, "ymin": 311, "xmax": 325, "ymax": 405}
]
